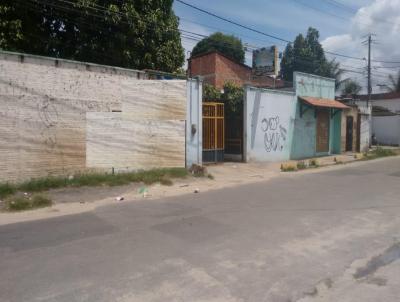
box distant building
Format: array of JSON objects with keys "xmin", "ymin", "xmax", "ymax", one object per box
[
  {"xmin": 187, "ymin": 51, "xmax": 285, "ymax": 89},
  {"xmin": 337, "ymin": 97, "xmax": 372, "ymax": 152},
  {"xmin": 359, "ymin": 92, "xmax": 400, "ymax": 146}
]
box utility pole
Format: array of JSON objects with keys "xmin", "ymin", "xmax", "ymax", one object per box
[{"xmin": 367, "ymin": 34, "xmax": 372, "ymax": 107}]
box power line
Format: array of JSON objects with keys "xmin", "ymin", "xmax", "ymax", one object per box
[
  {"xmin": 176, "ymin": 0, "xmax": 367, "ymax": 62},
  {"xmin": 321, "ymin": 0, "xmax": 357, "ymax": 14},
  {"xmin": 179, "ymin": 17, "xmax": 279, "ymax": 45},
  {"xmin": 176, "ymin": 0, "xmax": 291, "ymax": 43},
  {"xmin": 18, "ymin": 0, "xmax": 395, "ymax": 79},
  {"xmin": 289, "ymin": 0, "xmax": 349, "ymax": 21}
]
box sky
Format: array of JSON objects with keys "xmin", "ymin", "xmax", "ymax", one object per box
[{"xmin": 173, "ymin": 0, "xmax": 400, "ymax": 92}]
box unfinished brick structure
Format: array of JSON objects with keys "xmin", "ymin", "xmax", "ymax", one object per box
[{"xmin": 188, "ymin": 51, "xmax": 284, "ymax": 89}]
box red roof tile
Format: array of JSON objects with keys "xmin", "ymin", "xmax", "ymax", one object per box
[{"xmin": 299, "ymin": 96, "xmax": 350, "ymax": 109}]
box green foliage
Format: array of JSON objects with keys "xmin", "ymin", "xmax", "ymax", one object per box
[
  {"xmin": 159, "ymin": 178, "xmax": 173, "ymax": 186},
  {"xmin": 341, "ymin": 80, "xmax": 362, "ymax": 96},
  {"xmin": 0, "ymin": 0, "xmax": 184, "ymax": 72},
  {"xmin": 364, "ymin": 147, "xmax": 397, "ymax": 160},
  {"xmin": 203, "ymin": 84, "xmax": 221, "ymax": 101},
  {"xmin": 308, "ymin": 159, "xmax": 319, "ymax": 167},
  {"xmin": 192, "ymin": 32, "xmax": 245, "ymax": 64},
  {"xmin": 3, "ymin": 194, "xmax": 52, "ymax": 212},
  {"xmin": 0, "ymin": 5, "xmax": 23, "ymax": 49},
  {"xmin": 280, "ymin": 27, "xmax": 343, "ymax": 84},
  {"xmin": 0, "ymin": 183, "xmax": 16, "ymax": 199},
  {"xmin": 297, "ymin": 161, "xmax": 307, "ymax": 170},
  {"xmin": 203, "ymin": 82, "xmax": 244, "ymax": 116},
  {"xmin": 222, "ymin": 82, "xmax": 244, "ymax": 116},
  {"xmin": 0, "ymin": 168, "xmax": 189, "ymax": 199},
  {"xmin": 4, "ymin": 196, "xmax": 31, "ymax": 211},
  {"xmin": 325, "ymin": 59, "xmax": 348, "ymax": 90},
  {"xmin": 31, "ymin": 195, "xmax": 53, "ymax": 208}
]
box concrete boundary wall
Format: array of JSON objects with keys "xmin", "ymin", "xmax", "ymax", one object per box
[
  {"xmin": 372, "ymin": 116, "xmax": 400, "ymax": 146},
  {"xmin": 0, "ymin": 51, "xmax": 190, "ymax": 182},
  {"xmin": 244, "ymin": 87, "xmax": 296, "ymax": 162}
]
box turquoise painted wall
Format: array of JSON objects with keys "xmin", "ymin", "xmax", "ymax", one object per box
[
  {"xmin": 290, "ymin": 72, "xmax": 342, "ymax": 159},
  {"xmin": 290, "ymin": 103, "xmax": 316, "ymax": 159},
  {"xmin": 332, "ymin": 113, "xmax": 342, "ymax": 154}
]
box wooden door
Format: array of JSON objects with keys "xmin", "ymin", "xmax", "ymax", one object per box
[
  {"xmin": 346, "ymin": 116, "xmax": 354, "ymax": 151},
  {"xmin": 316, "ymin": 109, "xmax": 330, "ymax": 153}
]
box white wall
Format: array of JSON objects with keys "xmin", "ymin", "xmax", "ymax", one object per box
[
  {"xmin": 372, "ymin": 116, "xmax": 400, "ymax": 146},
  {"xmin": 244, "ymin": 87, "xmax": 296, "ymax": 162},
  {"xmin": 371, "ymin": 98, "xmax": 400, "ymax": 146},
  {"xmin": 360, "ymin": 114, "xmax": 372, "ymax": 151},
  {"xmin": 0, "ymin": 51, "xmax": 188, "ymax": 183},
  {"xmin": 185, "ymin": 79, "xmax": 202, "ymax": 168}
]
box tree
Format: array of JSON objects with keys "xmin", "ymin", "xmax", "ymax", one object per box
[
  {"xmin": 221, "ymin": 82, "xmax": 244, "ymax": 115},
  {"xmin": 325, "ymin": 59, "xmax": 348, "ymax": 90},
  {"xmin": 191, "ymin": 32, "xmax": 245, "ymax": 64},
  {"xmin": 0, "ymin": 0, "xmax": 184, "ymax": 72},
  {"xmin": 203, "ymin": 84, "xmax": 221, "ymax": 101},
  {"xmin": 341, "ymin": 80, "xmax": 362, "ymax": 96},
  {"xmin": 387, "ymin": 71, "xmax": 400, "ymax": 92},
  {"xmin": 281, "ymin": 27, "xmax": 338, "ymax": 82}
]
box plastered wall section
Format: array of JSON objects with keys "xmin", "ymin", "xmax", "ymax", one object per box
[
  {"xmin": 372, "ymin": 116, "xmax": 400, "ymax": 146},
  {"xmin": 291, "ymin": 72, "xmax": 341, "ymax": 159},
  {"xmin": 371, "ymin": 98, "xmax": 400, "ymax": 146},
  {"xmin": 185, "ymin": 79, "xmax": 202, "ymax": 167},
  {"xmin": 87, "ymin": 80, "xmax": 186, "ymax": 171},
  {"xmin": 244, "ymin": 87, "xmax": 296, "ymax": 162},
  {"xmin": 341, "ymin": 107, "xmax": 358, "ymax": 152},
  {"xmin": 0, "ymin": 51, "xmax": 186, "ymax": 182}
]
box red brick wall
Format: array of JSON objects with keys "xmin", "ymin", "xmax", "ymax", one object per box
[
  {"xmin": 189, "ymin": 51, "xmax": 285, "ymax": 89},
  {"xmin": 214, "ymin": 54, "xmax": 251, "ymax": 88},
  {"xmin": 188, "ymin": 53, "xmax": 217, "ymax": 87}
]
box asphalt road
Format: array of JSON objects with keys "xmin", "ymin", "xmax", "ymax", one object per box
[{"xmin": 1, "ymin": 157, "xmax": 400, "ymax": 302}]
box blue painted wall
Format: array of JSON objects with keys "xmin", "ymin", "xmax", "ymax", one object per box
[{"xmin": 290, "ymin": 72, "xmax": 342, "ymax": 159}]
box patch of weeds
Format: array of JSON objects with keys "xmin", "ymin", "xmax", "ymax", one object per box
[
  {"xmin": 207, "ymin": 174, "xmax": 214, "ymax": 180},
  {"xmin": 373, "ymin": 147, "xmax": 397, "ymax": 157},
  {"xmin": 281, "ymin": 164, "xmax": 297, "ymax": 172},
  {"xmin": 4, "ymin": 196, "xmax": 31, "ymax": 211},
  {"xmin": 31, "ymin": 194, "xmax": 52, "ymax": 208},
  {"xmin": 188, "ymin": 164, "xmax": 207, "ymax": 177},
  {"xmin": 3, "ymin": 194, "xmax": 52, "ymax": 212},
  {"xmin": 0, "ymin": 183, "xmax": 16, "ymax": 199},
  {"xmin": 160, "ymin": 178, "xmax": 173, "ymax": 186},
  {"xmin": 363, "ymin": 147, "xmax": 398, "ymax": 160},
  {"xmin": 0, "ymin": 168, "xmax": 188, "ymax": 198},
  {"xmin": 19, "ymin": 177, "xmax": 67, "ymax": 192},
  {"xmin": 309, "ymin": 159, "xmax": 319, "ymax": 168},
  {"xmin": 296, "ymin": 161, "xmax": 307, "ymax": 170}
]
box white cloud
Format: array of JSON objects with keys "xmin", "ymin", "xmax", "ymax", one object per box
[{"xmin": 322, "ymin": 0, "xmax": 400, "ymax": 92}]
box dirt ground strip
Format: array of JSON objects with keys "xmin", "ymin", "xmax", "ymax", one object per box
[{"xmin": 0, "ymin": 155, "xmax": 394, "ymax": 226}]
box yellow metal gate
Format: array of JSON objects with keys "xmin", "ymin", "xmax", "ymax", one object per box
[{"xmin": 202, "ymin": 102, "xmax": 224, "ymax": 162}]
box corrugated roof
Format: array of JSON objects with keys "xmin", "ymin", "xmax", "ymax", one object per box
[{"xmin": 299, "ymin": 96, "xmax": 350, "ymax": 109}]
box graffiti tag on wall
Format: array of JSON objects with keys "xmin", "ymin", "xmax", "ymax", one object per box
[{"xmin": 261, "ymin": 116, "xmax": 287, "ymax": 152}]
